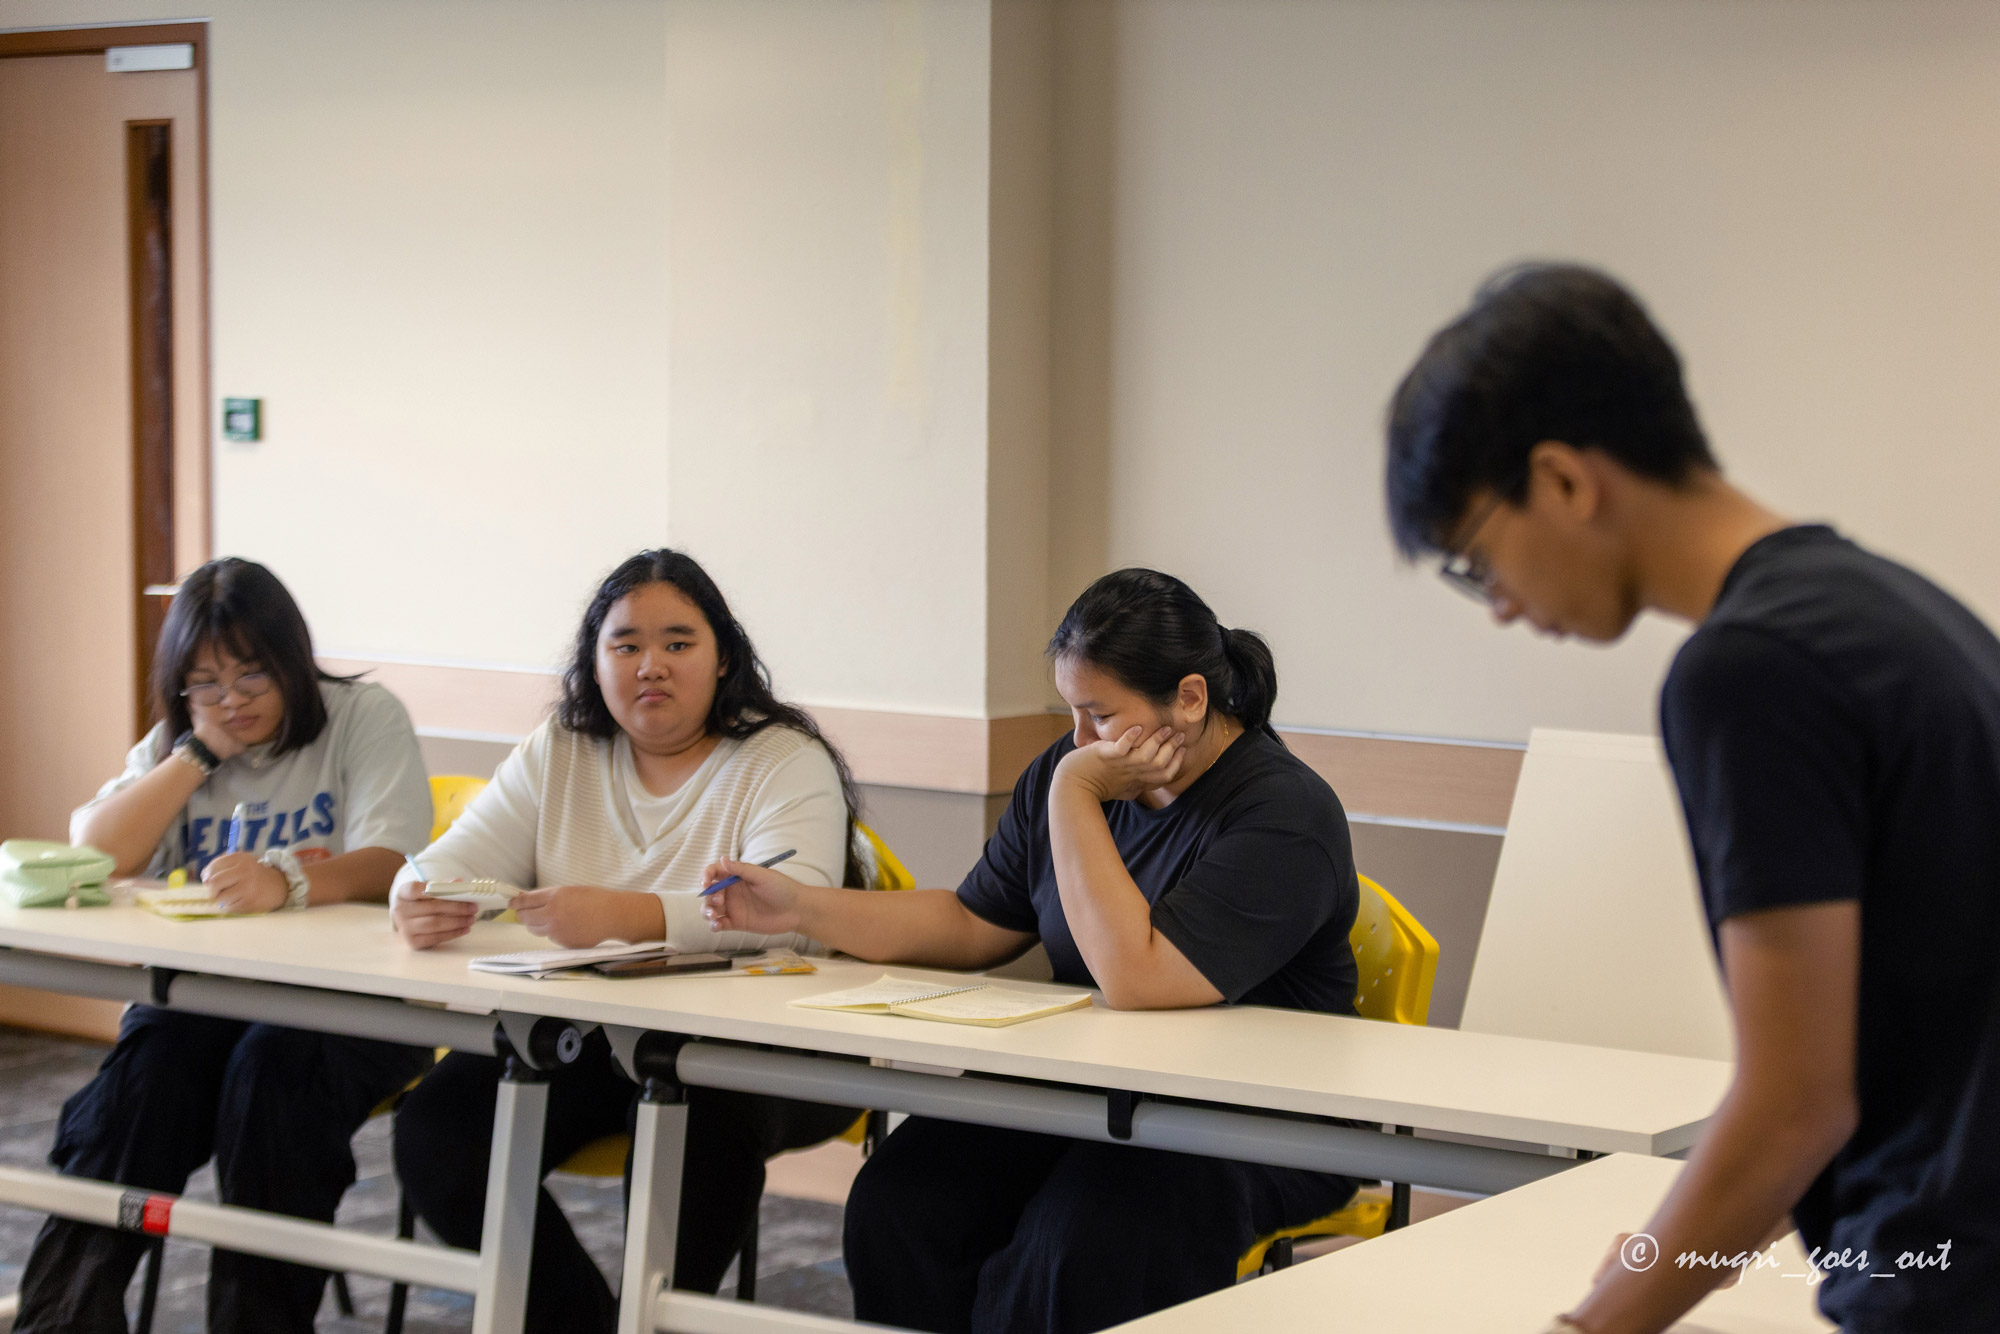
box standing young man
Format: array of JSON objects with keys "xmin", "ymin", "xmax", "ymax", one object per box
[{"xmin": 1383, "ymin": 264, "xmax": 1998, "ymax": 1334}]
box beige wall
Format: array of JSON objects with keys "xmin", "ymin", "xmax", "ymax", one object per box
[
  {"xmin": 14, "ymin": 0, "xmax": 2000, "ymax": 800},
  {"xmin": 0, "ymin": 0, "xmax": 1050, "ymax": 729},
  {"xmin": 1049, "ymin": 0, "xmax": 2000, "ymax": 744},
  {"xmin": 219, "ymin": 0, "xmax": 674, "ymax": 679},
  {"xmin": 664, "ymin": 0, "xmax": 1011, "ymax": 718}
]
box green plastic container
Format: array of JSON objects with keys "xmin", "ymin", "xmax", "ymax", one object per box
[{"xmin": 0, "ymin": 839, "xmax": 117, "ymax": 908}]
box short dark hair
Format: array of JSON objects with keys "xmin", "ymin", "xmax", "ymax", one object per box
[
  {"xmin": 1047, "ymin": 568, "xmax": 1280, "ymax": 740},
  {"xmin": 1384, "ymin": 263, "xmax": 1717, "ymax": 558},
  {"xmin": 152, "ymin": 557, "xmax": 349, "ymax": 756},
  {"xmin": 557, "ymin": 549, "xmax": 864, "ymax": 886}
]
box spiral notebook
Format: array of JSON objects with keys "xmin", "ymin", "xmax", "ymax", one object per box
[{"xmin": 790, "ymin": 974, "xmax": 1093, "ymax": 1028}]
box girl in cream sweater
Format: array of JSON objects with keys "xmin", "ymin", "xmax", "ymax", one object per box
[{"xmin": 390, "ymin": 550, "xmax": 861, "ymax": 1329}]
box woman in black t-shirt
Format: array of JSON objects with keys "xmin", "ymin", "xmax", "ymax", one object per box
[{"xmin": 702, "ymin": 568, "xmax": 1361, "ymax": 1334}]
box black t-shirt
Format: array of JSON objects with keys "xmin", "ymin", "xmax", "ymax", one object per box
[
  {"xmin": 956, "ymin": 728, "xmax": 1359, "ymax": 1015},
  {"xmin": 1661, "ymin": 525, "xmax": 2000, "ymax": 1332}
]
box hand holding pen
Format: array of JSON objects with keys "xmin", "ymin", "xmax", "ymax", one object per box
[
  {"xmin": 700, "ymin": 848, "xmax": 796, "ymax": 896},
  {"xmin": 699, "ymin": 850, "xmax": 805, "ymax": 936}
]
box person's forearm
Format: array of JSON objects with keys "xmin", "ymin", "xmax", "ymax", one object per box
[
  {"xmin": 305, "ymin": 847, "xmax": 414, "ymax": 906},
  {"xmin": 793, "ymin": 886, "xmax": 1008, "ymax": 968},
  {"xmin": 1046, "ymin": 779, "xmax": 1190, "ymax": 1008},
  {"xmin": 72, "ymin": 756, "xmax": 206, "ymax": 875},
  {"xmin": 1569, "ymin": 1079, "xmax": 1854, "ymax": 1333}
]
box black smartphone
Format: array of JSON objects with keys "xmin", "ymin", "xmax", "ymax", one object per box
[{"xmin": 590, "ymin": 952, "xmax": 735, "ymax": 979}]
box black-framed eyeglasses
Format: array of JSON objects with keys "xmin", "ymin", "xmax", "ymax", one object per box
[
  {"xmin": 180, "ymin": 673, "xmax": 274, "ymax": 708},
  {"xmin": 1436, "ymin": 488, "xmax": 1512, "ymax": 605}
]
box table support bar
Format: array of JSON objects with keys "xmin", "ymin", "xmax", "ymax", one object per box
[
  {"xmin": 472, "ymin": 1061, "xmax": 549, "ymax": 1334},
  {"xmin": 0, "ymin": 948, "xmax": 500, "ymax": 1053},
  {"xmin": 673, "ymin": 1044, "xmax": 1573, "ymax": 1197},
  {"xmin": 0, "ymin": 949, "xmax": 156, "ymax": 1004},
  {"xmin": 0, "ymin": 1164, "xmax": 479, "ymax": 1292},
  {"xmin": 621, "ymin": 1082, "xmax": 690, "ymax": 1334},
  {"xmin": 167, "ymin": 973, "xmax": 503, "ymax": 1052}
]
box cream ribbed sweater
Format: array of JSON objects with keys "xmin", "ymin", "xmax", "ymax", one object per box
[{"xmin": 392, "ymin": 719, "xmax": 848, "ymax": 953}]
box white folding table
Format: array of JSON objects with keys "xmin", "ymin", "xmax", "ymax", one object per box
[
  {"xmin": 1105, "ymin": 1153, "xmax": 1836, "ymax": 1333},
  {"xmin": 0, "ymin": 902, "xmax": 1734, "ymax": 1333}
]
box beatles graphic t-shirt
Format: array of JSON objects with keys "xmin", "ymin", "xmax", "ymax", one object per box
[{"xmin": 79, "ymin": 679, "xmax": 433, "ymax": 876}]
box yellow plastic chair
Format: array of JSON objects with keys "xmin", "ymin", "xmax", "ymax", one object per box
[
  {"xmin": 1236, "ymin": 874, "xmax": 1441, "ymax": 1278},
  {"xmin": 427, "ymin": 774, "xmax": 489, "ymax": 843}
]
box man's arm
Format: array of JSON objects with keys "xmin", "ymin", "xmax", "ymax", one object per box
[{"xmin": 1564, "ymin": 900, "xmax": 1860, "ymax": 1334}]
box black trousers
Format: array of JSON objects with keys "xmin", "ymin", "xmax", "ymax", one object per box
[
  {"xmin": 843, "ymin": 1116, "xmax": 1360, "ymax": 1334},
  {"xmin": 12, "ymin": 1005, "xmax": 433, "ymax": 1334},
  {"xmin": 393, "ymin": 1032, "xmax": 859, "ymax": 1334}
]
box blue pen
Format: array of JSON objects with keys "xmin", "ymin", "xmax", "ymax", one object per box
[
  {"xmin": 225, "ymin": 802, "xmax": 251, "ymax": 854},
  {"xmin": 701, "ymin": 849, "xmax": 796, "ymax": 896}
]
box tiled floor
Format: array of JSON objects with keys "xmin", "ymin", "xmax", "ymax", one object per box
[{"xmin": 0, "ymin": 1026, "xmax": 851, "ymax": 1330}]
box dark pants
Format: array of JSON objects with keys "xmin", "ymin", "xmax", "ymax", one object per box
[
  {"xmin": 393, "ymin": 1031, "xmax": 859, "ymax": 1334},
  {"xmin": 13, "ymin": 1005, "xmax": 433, "ymax": 1334},
  {"xmin": 844, "ymin": 1116, "xmax": 1360, "ymax": 1334}
]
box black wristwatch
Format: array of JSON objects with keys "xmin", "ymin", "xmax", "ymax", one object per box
[{"xmin": 173, "ymin": 735, "xmax": 221, "ymax": 777}]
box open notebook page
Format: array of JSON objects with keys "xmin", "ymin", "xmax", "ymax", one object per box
[
  {"xmin": 890, "ymin": 987, "xmax": 1093, "ymax": 1027},
  {"xmin": 790, "ymin": 975, "xmax": 984, "ymax": 1012}
]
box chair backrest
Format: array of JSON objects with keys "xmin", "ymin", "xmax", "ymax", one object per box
[
  {"xmin": 1349, "ymin": 874, "xmax": 1439, "ymax": 1026},
  {"xmin": 1458, "ymin": 728, "xmax": 1732, "ymax": 1061},
  {"xmin": 855, "ymin": 822, "xmax": 916, "ymax": 891},
  {"xmin": 427, "ymin": 774, "xmax": 489, "ymax": 843}
]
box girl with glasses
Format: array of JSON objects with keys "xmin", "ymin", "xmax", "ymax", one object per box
[{"xmin": 12, "ymin": 556, "xmax": 435, "ymax": 1334}]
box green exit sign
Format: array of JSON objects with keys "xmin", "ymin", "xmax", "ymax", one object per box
[{"xmin": 222, "ymin": 398, "xmax": 261, "ymax": 442}]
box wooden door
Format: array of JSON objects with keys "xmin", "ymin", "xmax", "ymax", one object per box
[{"xmin": 0, "ymin": 34, "xmax": 208, "ymax": 848}]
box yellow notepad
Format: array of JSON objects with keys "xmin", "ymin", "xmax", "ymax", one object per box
[
  {"xmin": 791, "ymin": 974, "xmax": 1093, "ymax": 1028},
  {"xmin": 136, "ymin": 887, "xmax": 252, "ymax": 920}
]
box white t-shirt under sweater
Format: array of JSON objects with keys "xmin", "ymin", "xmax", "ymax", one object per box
[
  {"xmin": 75, "ymin": 680, "xmax": 434, "ymax": 878},
  {"xmin": 393, "ymin": 718, "xmax": 848, "ymax": 954}
]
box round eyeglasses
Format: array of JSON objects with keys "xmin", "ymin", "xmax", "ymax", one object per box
[
  {"xmin": 1435, "ymin": 489, "xmax": 1511, "ymax": 605},
  {"xmin": 180, "ymin": 673, "xmax": 274, "ymax": 708}
]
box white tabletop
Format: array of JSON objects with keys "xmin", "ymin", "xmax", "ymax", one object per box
[
  {"xmin": 0, "ymin": 902, "xmax": 1731, "ymax": 1155},
  {"xmin": 1108, "ymin": 1154, "xmax": 1836, "ymax": 1333}
]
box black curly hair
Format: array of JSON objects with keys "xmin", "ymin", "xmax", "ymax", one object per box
[{"xmin": 557, "ymin": 549, "xmax": 864, "ymax": 887}]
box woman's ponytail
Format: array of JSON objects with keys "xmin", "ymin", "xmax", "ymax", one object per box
[
  {"xmin": 1048, "ymin": 569, "xmax": 1279, "ymax": 740},
  {"xmin": 1219, "ymin": 626, "xmax": 1279, "ymax": 738}
]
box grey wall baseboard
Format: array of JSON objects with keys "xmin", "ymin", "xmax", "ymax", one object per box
[{"xmin": 418, "ymin": 734, "xmax": 515, "ymax": 782}]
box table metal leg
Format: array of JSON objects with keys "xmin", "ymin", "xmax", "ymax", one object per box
[
  {"xmin": 619, "ymin": 1075, "xmax": 689, "ymax": 1334},
  {"xmin": 473, "ymin": 1054, "xmax": 550, "ymax": 1334}
]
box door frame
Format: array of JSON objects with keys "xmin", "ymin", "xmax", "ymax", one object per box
[{"xmin": 0, "ymin": 20, "xmax": 214, "ymax": 730}]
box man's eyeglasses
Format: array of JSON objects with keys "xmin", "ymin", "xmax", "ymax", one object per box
[
  {"xmin": 1436, "ymin": 488, "xmax": 1511, "ymax": 605},
  {"xmin": 180, "ymin": 673, "xmax": 274, "ymax": 708}
]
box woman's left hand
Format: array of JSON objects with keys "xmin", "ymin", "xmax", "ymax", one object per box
[
  {"xmin": 513, "ymin": 885, "xmax": 661, "ymax": 948},
  {"xmin": 1054, "ymin": 725, "xmax": 1187, "ymax": 803},
  {"xmin": 202, "ymin": 852, "xmax": 289, "ymax": 913}
]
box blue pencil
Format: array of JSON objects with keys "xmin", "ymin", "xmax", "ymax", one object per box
[{"xmin": 701, "ymin": 848, "xmax": 796, "ymax": 896}]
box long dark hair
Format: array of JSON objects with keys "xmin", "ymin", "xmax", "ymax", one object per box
[
  {"xmin": 1047, "ymin": 569, "xmax": 1279, "ymax": 740},
  {"xmin": 557, "ymin": 549, "xmax": 864, "ymax": 887},
  {"xmin": 151, "ymin": 557, "xmax": 351, "ymax": 757}
]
